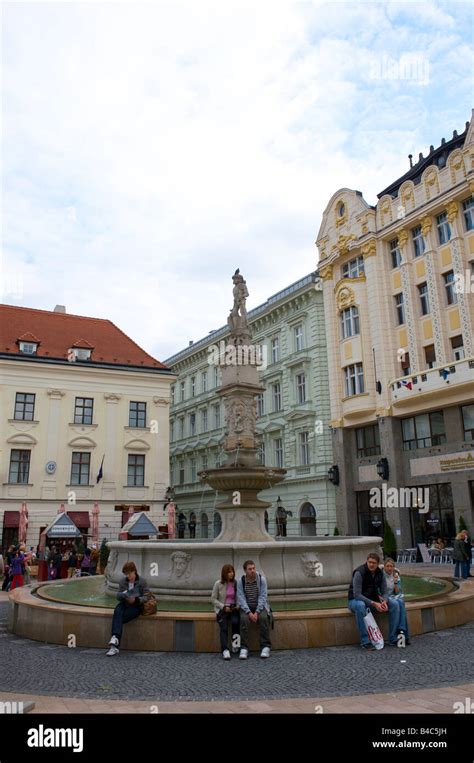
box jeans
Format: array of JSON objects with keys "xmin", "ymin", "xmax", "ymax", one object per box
[
  {"xmin": 348, "ymin": 598, "xmax": 400, "ymax": 645},
  {"xmin": 239, "ymin": 610, "xmax": 271, "ymax": 649},
  {"xmin": 111, "ymin": 601, "xmax": 142, "ymax": 643},
  {"xmin": 454, "ymin": 560, "xmax": 469, "ymax": 579},
  {"xmin": 216, "ymin": 609, "xmax": 240, "ymax": 652},
  {"xmin": 388, "ymin": 597, "xmax": 409, "ymax": 639}
]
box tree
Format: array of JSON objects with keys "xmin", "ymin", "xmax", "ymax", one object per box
[
  {"xmin": 459, "ymin": 515, "xmax": 469, "ymax": 533},
  {"xmin": 333, "ymin": 527, "xmax": 340, "ymax": 536},
  {"xmin": 383, "ymin": 520, "xmax": 397, "ymax": 559}
]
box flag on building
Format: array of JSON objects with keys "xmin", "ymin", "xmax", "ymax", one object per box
[
  {"xmin": 96, "ymin": 455, "xmax": 105, "ymax": 484},
  {"xmin": 401, "ymin": 380, "xmax": 412, "ymax": 390}
]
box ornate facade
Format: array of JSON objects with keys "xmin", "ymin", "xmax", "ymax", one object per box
[{"xmin": 316, "ymin": 113, "xmax": 474, "ymax": 547}]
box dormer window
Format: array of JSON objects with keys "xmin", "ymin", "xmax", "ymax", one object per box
[
  {"xmin": 70, "ymin": 347, "xmax": 92, "ymax": 361},
  {"xmin": 19, "ymin": 341, "xmax": 38, "ymax": 355}
]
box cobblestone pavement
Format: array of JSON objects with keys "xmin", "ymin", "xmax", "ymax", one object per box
[{"xmin": 1, "ymin": 602, "xmax": 474, "ymax": 702}]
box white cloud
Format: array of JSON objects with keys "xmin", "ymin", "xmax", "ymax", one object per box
[{"xmin": 2, "ymin": 1, "xmax": 471, "ymax": 359}]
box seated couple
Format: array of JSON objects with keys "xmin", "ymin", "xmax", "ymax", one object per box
[
  {"xmin": 348, "ymin": 553, "xmax": 410, "ymax": 651},
  {"xmin": 211, "ymin": 561, "xmax": 271, "ymax": 660}
]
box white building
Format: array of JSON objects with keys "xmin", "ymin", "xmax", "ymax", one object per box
[{"xmin": 0, "ymin": 304, "xmax": 175, "ymax": 550}]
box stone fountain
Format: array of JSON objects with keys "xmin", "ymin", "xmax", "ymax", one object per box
[{"xmin": 103, "ymin": 271, "xmax": 380, "ymax": 602}]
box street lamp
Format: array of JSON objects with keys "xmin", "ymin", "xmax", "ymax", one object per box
[
  {"xmin": 328, "ymin": 465, "xmax": 339, "ymax": 485},
  {"xmin": 376, "ymin": 458, "xmax": 389, "ymax": 481}
]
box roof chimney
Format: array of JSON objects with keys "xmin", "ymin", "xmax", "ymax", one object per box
[{"xmin": 54, "ymin": 305, "xmax": 66, "ymax": 313}]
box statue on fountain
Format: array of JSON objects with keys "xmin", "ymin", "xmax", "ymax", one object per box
[{"xmin": 228, "ymin": 269, "xmax": 249, "ymax": 333}]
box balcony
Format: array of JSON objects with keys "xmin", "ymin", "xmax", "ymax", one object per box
[{"xmin": 390, "ymin": 357, "xmax": 474, "ymax": 410}]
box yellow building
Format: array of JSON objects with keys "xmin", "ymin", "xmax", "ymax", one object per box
[
  {"xmin": 316, "ymin": 113, "xmax": 474, "ymax": 549},
  {"xmin": 0, "ymin": 304, "xmax": 175, "ymax": 550}
]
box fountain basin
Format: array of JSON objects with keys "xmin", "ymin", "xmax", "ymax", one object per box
[{"xmin": 105, "ymin": 536, "xmax": 383, "ymax": 602}]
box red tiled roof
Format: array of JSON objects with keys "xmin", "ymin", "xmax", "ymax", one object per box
[{"xmin": 0, "ymin": 304, "xmax": 168, "ymax": 370}]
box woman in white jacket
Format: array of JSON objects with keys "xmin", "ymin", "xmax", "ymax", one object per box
[{"xmin": 211, "ymin": 564, "xmax": 240, "ymax": 660}]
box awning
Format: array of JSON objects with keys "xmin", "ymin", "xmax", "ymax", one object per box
[
  {"xmin": 3, "ymin": 511, "xmax": 20, "ymax": 528},
  {"xmin": 67, "ymin": 511, "xmax": 90, "ymax": 528},
  {"xmin": 44, "ymin": 512, "xmax": 82, "ymax": 538}
]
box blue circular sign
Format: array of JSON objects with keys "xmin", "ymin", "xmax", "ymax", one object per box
[{"xmin": 45, "ymin": 461, "xmax": 57, "ymax": 475}]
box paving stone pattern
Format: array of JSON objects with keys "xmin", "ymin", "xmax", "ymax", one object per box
[{"xmin": 1, "ymin": 603, "xmax": 473, "ymax": 702}]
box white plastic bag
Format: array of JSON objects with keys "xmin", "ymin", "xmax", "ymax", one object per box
[{"xmin": 363, "ymin": 608, "xmax": 384, "ymax": 649}]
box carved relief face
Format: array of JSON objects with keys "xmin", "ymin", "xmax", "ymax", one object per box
[
  {"xmin": 170, "ymin": 552, "xmax": 191, "ymax": 578},
  {"xmin": 301, "ymin": 553, "xmax": 321, "ymax": 577}
]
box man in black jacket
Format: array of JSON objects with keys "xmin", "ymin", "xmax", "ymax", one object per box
[
  {"xmin": 348, "ymin": 552, "xmax": 399, "ymax": 650},
  {"xmin": 106, "ymin": 561, "xmax": 150, "ymax": 656}
]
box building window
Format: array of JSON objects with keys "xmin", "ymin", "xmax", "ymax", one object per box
[
  {"xmin": 400, "ymin": 350, "xmax": 411, "ymax": 376},
  {"xmin": 129, "ymin": 401, "xmax": 146, "ymax": 428},
  {"xmin": 170, "ymin": 421, "xmax": 174, "ymax": 441},
  {"xmin": 201, "ymin": 408, "xmax": 208, "ymax": 432},
  {"xmin": 14, "ymin": 392, "xmax": 35, "ymax": 421},
  {"xmin": 201, "ymin": 371, "xmax": 207, "ymax": 393},
  {"xmin": 171, "ymin": 386, "xmax": 175, "ymax": 405},
  {"xmin": 179, "ymin": 418, "xmax": 185, "ymax": 439},
  {"xmin": 436, "ymin": 211, "xmax": 452, "ymax": 245},
  {"xmin": 340, "ymin": 306, "xmax": 360, "ymax": 339},
  {"xmin": 258, "ymin": 441, "xmax": 265, "ymax": 465},
  {"xmin": 451, "ymin": 335, "xmax": 464, "ymax": 361},
  {"xmin": 299, "ymin": 432, "xmax": 310, "ymax": 465},
  {"xmin": 342, "ymin": 256, "xmax": 364, "ymax": 279},
  {"xmin": 424, "ymin": 344, "xmax": 436, "ymax": 369},
  {"xmin": 344, "ymin": 363, "xmax": 364, "ymax": 396},
  {"xmin": 401, "ymin": 411, "xmax": 446, "ymax": 450},
  {"xmin": 71, "ymin": 452, "xmax": 91, "ymax": 485},
  {"xmin": 127, "ymin": 454, "xmax": 145, "ymax": 486},
  {"xmin": 191, "ymin": 376, "xmax": 196, "ymax": 397},
  {"xmin": 180, "ymin": 381, "xmax": 185, "ymax": 401},
  {"xmin": 256, "ymin": 393, "xmax": 264, "ymax": 417},
  {"xmin": 8, "ymin": 449, "xmax": 31, "ymax": 484},
  {"xmin": 274, "ymin": 438, "xmax": 284, "ymax": 468},
  {"xmin": 272, "ymin": 382, "xmax": 282, "ymax": 412},
  {"xmin": 74, "ymin": 397, "xmax": 94, "ymax": 425},
  {"xmin": 179, "ymin": 465, "xmax": 185, "ymax": 485},
  {"xmin": 443, "ymin": 270, "xmax": 458, "ymax": 305},
  {"xmin": 355, "ymin": 425, "xmax": 381, "ymax": 458},
  {"xmin": 463, "ymin": 196, "xmax": 474, "ymax": 231},
  {"xmin": 214, "ymin": 367, "xmax": 219, "ymax": 388},
  {"xmin": 462, "ymin": 405, "xmax": 474, "ymax": 441},
  {"xmin": 411, "ymin": 225, "xmax": 426, "ymax": 258},
  {"xmin": 213, "ymin": 404, "xmax": 221, "ymax": 429},
  {"xmin": 202, "ymin": 455, "xmax": 208, "ymax": 471},
  {"xmin": 271, "ymin": 337, "xmax": 280, "ymax": 364},
  {"xmin": 296, "ymin": 373, "xmax": 306, "ymax": 404},
  {"xmin": 389, "ymin": 238, "xmax": 402, "ymax": 269},
  {"xmin": 418, "ymin": 283, "xmax": 430, "ymax": 316},
  {"xmin": 70, "ymin": 347, "xmax": 92, "ymax": 361},
  {"xmin": 190, "ymin": 458, "xmax": 196, "ymax": 482},
  {"xmin": 189, "ymin": 413, "xmax": 196, "ymax": 436},
  {"xmin": 18, "ymin": 341, "xmax": 38, "ymax": 355},
  {"xmin": 294, "ymin": 324, "xmax": 303, "ymax": 352},
  {"xmin": 394, "ymin": 293, "xmax": 405, "ymax": 325}
]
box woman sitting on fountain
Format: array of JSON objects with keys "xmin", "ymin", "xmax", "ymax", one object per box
[
  {"xmin": 211, "ymin": 564, "xmax": 240, "ymax": 660},
  {"xmin": 382, "ymin": 558, "xmax": 410, "ymax": 645},
  {"xmin": 106, "ymin": 561, "xmax": 150, "ymax": 656}
]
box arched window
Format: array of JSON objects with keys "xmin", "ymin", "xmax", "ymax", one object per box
[
  {"xmin": 201, "ymin": 513, "xmax": 209, "ymax": 539},
  {"xmin": 300, "ymin": 503, "xmax": 316, "ymax": 536}
]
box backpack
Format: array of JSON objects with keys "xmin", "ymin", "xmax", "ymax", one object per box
[{"xmin": 241, "ymin": 573, "xmax": 274, "ymax": 629}]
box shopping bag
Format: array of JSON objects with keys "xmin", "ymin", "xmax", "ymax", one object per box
[{"xmin": 363, "ymin": 608, "xmax": 384, "ymax": 649}]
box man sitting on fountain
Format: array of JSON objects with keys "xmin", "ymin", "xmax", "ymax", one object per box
[
  {"xmin": 106, "ymin": 561, "xmax": 150, "ymax": 656},
  {"xmin": 348, "ymin": 552, "xmax": 399, "ymax": 650},
  {"xmin": 237, "ymin": 560, "xmax": 271, "ymax": 659}
]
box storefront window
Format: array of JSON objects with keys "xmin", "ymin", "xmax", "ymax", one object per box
[
  {"xmin": 410, "ymin": 483, "xmax": 455, "ymax": 546},
  {"xmin": 356, "ymin": 491, "xmax": 385, "ymax": 537}
]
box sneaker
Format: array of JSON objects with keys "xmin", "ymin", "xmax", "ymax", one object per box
[
  {"xmin": 260, "ymin": 647, "xmax": 271, "ymax": 659},
  {"xmin": 108, "ymin": 635, "xmax": 119, "ymax": 647},
  {"xmin": 361, "ymin": 642, "xmax": 375, "ymax": 651},
  {"xmin": 239, "ymin": 648, "xmax": 249, "ymax": 660},
  {"xmin": 222, "ymin": 649, "xmax": 231, "ymax": 660},
  {"xmin": 106, "ymin": 646, "xmax": 119, "ymax": 656}
]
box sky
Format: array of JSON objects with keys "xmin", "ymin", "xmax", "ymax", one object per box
[{"xmin": 1, "ymin": 0, "xmax": 473, "ymax": 361}]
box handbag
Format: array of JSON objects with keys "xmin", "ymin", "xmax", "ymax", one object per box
[
  {"xmin": 141, "ymin": 592, "xmax": 157, "ymax": 616},
  {"xmin": 363, "ymin": 608, "xmax": 384, "ymax": 649}
]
